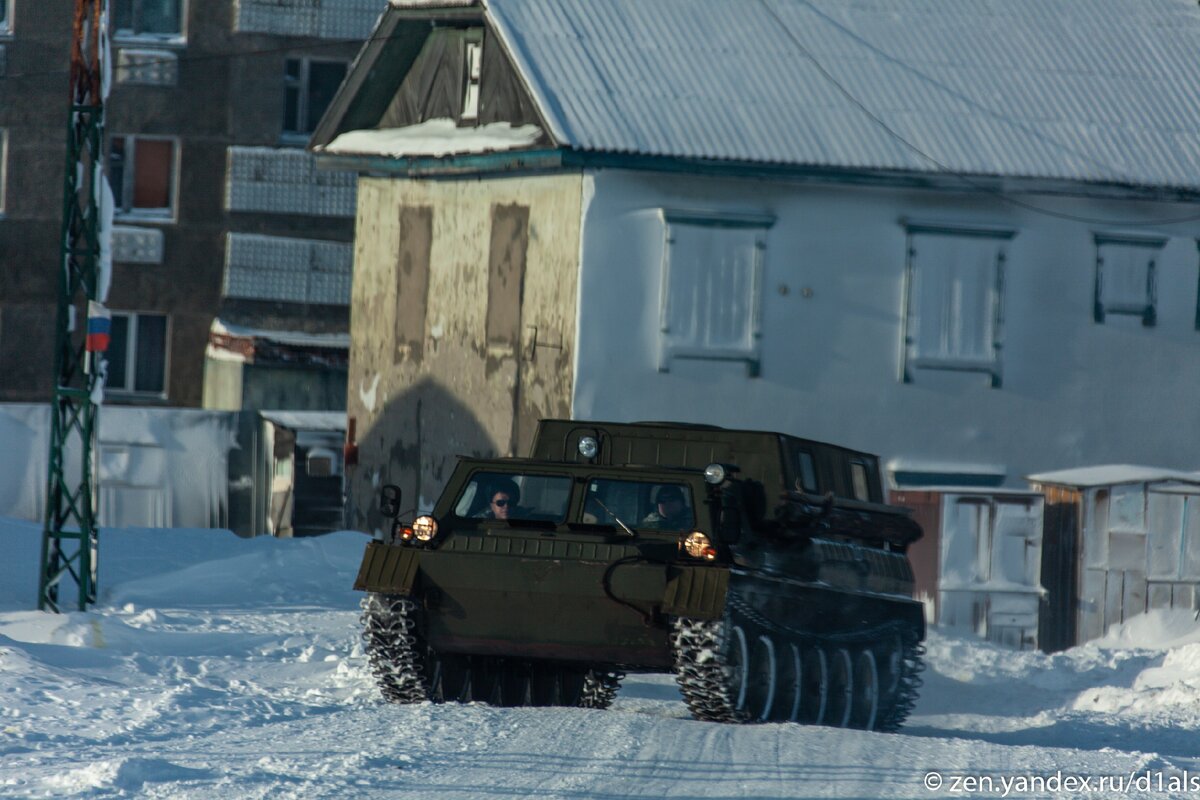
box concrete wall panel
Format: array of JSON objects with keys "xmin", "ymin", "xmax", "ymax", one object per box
[{"xmin": 346, "ymin": 173, "xmax": 582, "ymax": 531}]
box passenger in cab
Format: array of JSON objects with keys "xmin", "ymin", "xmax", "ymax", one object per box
[{"xmin": 641, "ymin": 485, "xmax": 691, "ymax": 530}]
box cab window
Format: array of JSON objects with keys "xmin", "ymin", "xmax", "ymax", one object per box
[
  {"xmin": 454, "ymin": 472, "xmax": 572, "ymax": 522},
  {"xmin": 849, "ymin": 460, "xmax": 872, "ymax": 501},
  {"xmin": 582, "ymin": 479, "xmax": 695, "ymax": 531},
  {"xmin": 796, "ymin": 450, "xmax": 818, "ymax": 493}
]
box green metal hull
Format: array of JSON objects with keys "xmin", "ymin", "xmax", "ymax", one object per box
[{"xmin": 355, "ymin": 534, "xmax": 730, "ymax": 668}]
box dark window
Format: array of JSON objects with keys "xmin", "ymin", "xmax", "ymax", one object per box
[
  {"xmin": 110, "ymin": 135, "xmax": 176, "ymax": 217},
  {"xmin": 453, "ymin": 472, "xmax": 572, "ymax": 523},
  {"xmin": 114, "ymin": 0, "xmax": 182, "ymax": 37},
  {"xmin": 0, "ymin": 1, "xmax": 8, "ymax": 29},
  {"xmin": 107, "ymin": 312, "xmax": 167, "ymax": 395},
  {"xmin": 1094, "ymin": 234, "xmax": 1163, "ymax": 327},
  {"xmin": 0, "ymin": 128, "xmax": 7, "ymax": 214},
  {"xmin": 282, "ymin": 58, "xmax": 347, "ymax": 138},
  {"xmin": 796, "ymin": 451, "xmax": 818, "ymax": 493}
]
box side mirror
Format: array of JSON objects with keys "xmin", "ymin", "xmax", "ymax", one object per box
[{"xmin": 379, "ymin": 485, "xmax": 402, "ymax": 519}]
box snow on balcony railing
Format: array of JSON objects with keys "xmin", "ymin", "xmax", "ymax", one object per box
[
  {"xmin": 233, "ymin": 0, "xmax": 381, "ymax": 40},
  {"xmin": 226, "ymin": 147, "xmax": 356, "ymax": 218},
  {"xmin": 116, "ymin": 48, "xmax": 178, "ymax": 86},
  {"xmin": 112, "ymin": 226, "xmax": 164, "ymax": 264},
  {"xmin": 224, "ymin": 233, "xmax": 352, "ymax": 306}
]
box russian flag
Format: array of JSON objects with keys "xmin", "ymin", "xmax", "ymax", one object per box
[{"xmin": 86, "ymin": 301, "xmax": 111, "ymax": 353}]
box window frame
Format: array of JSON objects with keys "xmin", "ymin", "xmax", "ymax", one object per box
[
  {"xmin": 581, "ymin": 478, "xmax": 696, "ymax": 532},
  {"xmin": 0, "ymin": 128, "xmax": 7, "ymax": 217},
  {"xmin": 109, "ymin": 134, "xmax": 180, "ymax": 222},
  {"xmin": 657, "ymin": 210, "xmax": 772, "ymax": 377},
  {"xmin": 1093, "ymin": 232, "xmax": 1163, "ymax": 328},
  {"xmin": 105, "ymin": 310, "xmax": 170, "ymax": 399},
  {"xmin": 849, "ymin": 460, "xmax": 871, "ymax": 502},
  {"xmin": 900, "ymin": 222, "xmax": 1014, "ymax": 388},
  {"xmin": 451, "ymin": 470, "xmax": 575, "ymax": 524},
  {"xmin": 112, "ymin": 0, "xmax": 187, "ymax": 44},
  {"xmin": 460, "ymin": 31, "xmax": 484, "ymax": 122},
  {"xmin": 281, "ymin": 56, "xmax": 349, "ymax": 144}
]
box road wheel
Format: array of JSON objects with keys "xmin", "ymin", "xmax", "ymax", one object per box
[
  {"xmin": 850, "ymin": 648, "xmax": 880, "ymax": 730},
  {"xmin": 798, "ymin": 645, "xmax": 828, "ymax": 724},
  {"xmin": 826, "ymin": 647, "xmax": 854, "ymax": 727}
]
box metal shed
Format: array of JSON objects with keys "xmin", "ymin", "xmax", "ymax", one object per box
[
  {"xmin": 891, "ymin": 488, "xmax": 1045, "ymax": 650},
  {"xmin": 1028, "ymin": 466, "xmax": 1200, "ymax": 648}
]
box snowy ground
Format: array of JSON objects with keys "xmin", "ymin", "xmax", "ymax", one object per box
[{"xmin": 5, "ymin": 517, "xmax": 1200, "ymax": 799}]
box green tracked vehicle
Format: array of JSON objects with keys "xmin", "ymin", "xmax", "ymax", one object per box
[{"xmin": 354, "ymin": 419, "xmax": 925, "ymax": 729}]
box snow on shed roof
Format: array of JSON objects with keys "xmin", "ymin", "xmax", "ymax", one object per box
[
  {"xmin": 480, "ymin": 0, "xmax": 1200, "ymax": 190},
  {"xmin": 260, "ymin": 411, "xmax": 347, "ymax": 432},
  {"xmin": 1026, "ymin": 465, "xmax": 1200, "ymax": 488}
]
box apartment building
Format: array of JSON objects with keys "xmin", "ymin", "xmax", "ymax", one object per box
[{"xmin": 0, "ymin": 0, "xmax": 374, "ymax": 410}]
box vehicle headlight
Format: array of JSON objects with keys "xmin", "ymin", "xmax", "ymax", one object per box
[
  {"xmin": 682, "ymin": 531, "xmax": 717, "ymax": 561},
  {"xmin": 578, "ymin": 436, "xmax": 599, "ymax": 459},
  {"xmin": 412, "ymin": 515, "xmax": 439, "ymax": 542},
  {"xmin": 704, "ymin": 463, "xmax": 727, "ymax": 484}
]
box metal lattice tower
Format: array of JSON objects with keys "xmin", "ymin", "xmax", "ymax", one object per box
[{"xmin": 39, "ymin": 0, "xmax": 109, "ymax": 612}]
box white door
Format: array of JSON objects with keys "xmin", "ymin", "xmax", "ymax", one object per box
[{"xmin": 939, "ymin": 493, "xmax": 1045, "ymax": 649}]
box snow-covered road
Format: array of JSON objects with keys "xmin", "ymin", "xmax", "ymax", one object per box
[{"xmin": 4, "ymin": 517, "xmax": 1200, "ymax": 799}]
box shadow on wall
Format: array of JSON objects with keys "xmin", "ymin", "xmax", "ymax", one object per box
[{"xmin": 350, "ymin": 377, "xmax": 494, "ymax": 535}]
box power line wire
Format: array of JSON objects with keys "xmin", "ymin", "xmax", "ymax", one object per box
[{"xmin": 761, "ymin": 0, "xmax": 1200, "ymax": 228}]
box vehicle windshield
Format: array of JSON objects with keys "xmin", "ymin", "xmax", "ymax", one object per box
[
  {"xmin": 454, "ymin": 472, "xmax": 572, "ymax": 523},
  {"xmin": 582, "ymin": 479, "xmax": 695, "ymax": 531}
]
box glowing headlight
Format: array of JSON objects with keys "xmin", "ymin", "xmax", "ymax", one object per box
[
  {"xmin": 412, "ymin": 515, "xmax": 439, "ymax": 542},
  {"xmin": 704, "ymin": 463, "xmax": 726, "ymax": 484},
  {"xmin": 578, "ymin": 436, "xmax": 599, "ymax": 459},
  {"xmin": 683, "ymin": 531, "xmax": 717, "ymax": 561}
]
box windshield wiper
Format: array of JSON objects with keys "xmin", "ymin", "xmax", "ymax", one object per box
[{"xmin": 589, "ymin": 496, "xmax": 635, "ymax": 537}]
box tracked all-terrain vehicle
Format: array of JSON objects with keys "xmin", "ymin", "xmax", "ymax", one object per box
[{"xmin": 354, "ymin": 420, "xmax": 925, "ymax": 729}]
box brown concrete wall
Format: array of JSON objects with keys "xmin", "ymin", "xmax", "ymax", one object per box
[{"xmin": 346, "ymin": 173, "xmax": 583, "ymax": 532}]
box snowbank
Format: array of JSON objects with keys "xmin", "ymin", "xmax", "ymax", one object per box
[{"xmin": 5, "ymin": 514, "xmax": 1200, "ymax": 798}]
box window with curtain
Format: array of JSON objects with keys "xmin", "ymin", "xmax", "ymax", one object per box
[
  {"xmin": 659, "ymin": 212, "xmax": 770, "ymax": 376},
  {"xmin": 1094, "ymin": 234, "xmax": 1163, "ymax": 327},
  {"xmin": 110, "ymin": 135, "xmax": 177, "ymax": 218},
  {"xmin": 901, "ymin": 224, "xmax": 1013, "ymax": 387}
]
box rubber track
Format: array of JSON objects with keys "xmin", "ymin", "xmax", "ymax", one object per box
[
  {"xmin": 360, "ymin": 593, "xmax": 427, "ymax": 704},
  {"xmin": 670, "ymin": 598, "xmax": 924, "ymax": 729},
  {"xmin": 360, "ymin": 592, "xmax": 624, "ymax": 709}
]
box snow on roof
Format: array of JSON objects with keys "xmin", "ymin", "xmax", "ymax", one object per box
[
  {"xmin": 212, "ymin": 319, "xmax": 350, "ymax": 350},
  {"xmin": 260, "ymin": 410, "xmax": 347, "ymax": 432},
  {"xmin": 480, "ymin": 0, "xmax": 1200, "ymax": 190},
  {"xmin": 1026, "ymin": 465, "xmax": 1200, "ymax": 488},
  {"xmin": 887, "ymin": 459, "xmax": 1007, "ymax": 477},
  {"xmin": 895, "ymin": 487, "xmax": 1044, "ymax": 498},
  {"xmin": 318, "ymin": 119, "xmax": 543, "ymax": 159},
  {"xmin": 388, "ymin": 0, "xmax": 476, "ymax": 6}
]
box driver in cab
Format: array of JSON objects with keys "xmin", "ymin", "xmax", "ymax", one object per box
[
  {"xmin": 478, "ymin": 479, "xmax": 520, "ymax": 520},
  {"xmin": 641, "ymin": 485, "xmax": 692, "ymax": 530}
]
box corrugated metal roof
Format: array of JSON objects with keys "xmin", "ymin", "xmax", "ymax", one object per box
[{"xmin": 484, "ymin": 0, "xmax": 1200, "ymax": 189}]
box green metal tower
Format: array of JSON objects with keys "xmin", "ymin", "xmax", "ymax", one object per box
[{"xmin": 39, "ymin": 0, "xmax": 110, "ymax": 613}]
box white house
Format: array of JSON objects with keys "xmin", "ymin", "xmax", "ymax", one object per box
[{"xmin": 312, "ymin": 0, "xmax": 1200, "ymax": 529}]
